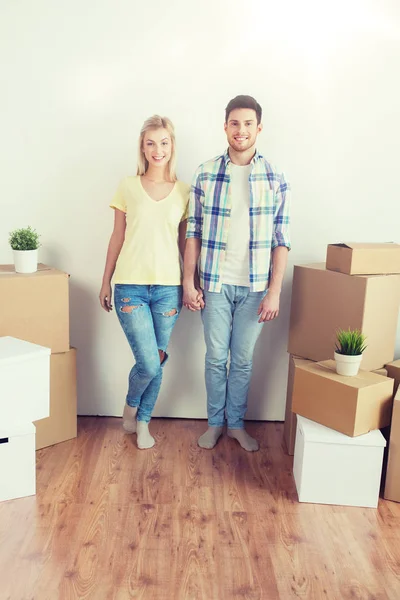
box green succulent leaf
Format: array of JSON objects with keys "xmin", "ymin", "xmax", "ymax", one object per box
[{"xmin": 335, "ymin": 328, "xmax": 367, "ymax": 356}]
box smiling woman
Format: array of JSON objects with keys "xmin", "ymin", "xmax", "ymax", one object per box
[{"xmin": 99, "ymin": 115, "xmax": 190, "ymax": 450}]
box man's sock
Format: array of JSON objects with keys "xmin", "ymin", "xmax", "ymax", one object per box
[
  {"xmin": 122, "ymin": 404, "xmax": 137, "ymax": 433},
  {"xmin": 136, "ymin": 420, "xmax": 155, "ymax": 449},
  {"xmin": 227, "ymin": 428, "xmax": 259, "ymax": 452},
  {"xmin": 198, "ymin": 426, "xmax": 223, "ymax": 449}
]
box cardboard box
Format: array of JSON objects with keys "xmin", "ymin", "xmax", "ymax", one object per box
[
  {"xmin": 34, "ymin": 348, "xmax": 77, "ymax": 450},
  {"xmin": 0, "ymin": 422, "xmax": 36, "ymax": 502},
  {"xmin": 294, "ymin": 416, "xmax": 386, "ymax": 508},
  {"xmin": 288, "ymin": 263, "xmax": 400, "ymax": 370},
  {"xmin": 0, "ymin": 336, "xmax": 50, "ymax": 428},
  {"xmin": 284, "ymin": 355, "xmax": 313, "ymax": 455},
  {"xmin": 292, "ymin": 359, "xmax": 394, "ymax": 437},
  {"xmin": 384, "ymin": 388, "xmax": 400, "ymax": 502},
  {"xmin": 385, "ymin": 359, "xmax": 400, "ymax": 396},
  {"xmin": 326, "ymin": 243, "xmax": 400, "ymax": 275},
  {"xmin": 0, "ymin": 263, "xmax": 69, "ymax": 353}
]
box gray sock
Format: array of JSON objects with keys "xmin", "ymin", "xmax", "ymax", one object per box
[
  {"xmin": 227, "ymin": 428, "xmax": 259, "ymax": 452},
  {"xmin": 198, "ymin": 426, "xmax": 223, "ymax": 449},
  {"xmin": 122, "ymin": 404, "xmax": 137, "ymax": 433}
]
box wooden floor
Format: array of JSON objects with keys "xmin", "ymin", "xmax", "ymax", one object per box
[{"xmin": 1, "ymin": 418, "xmax": 400, "ymax": 600}]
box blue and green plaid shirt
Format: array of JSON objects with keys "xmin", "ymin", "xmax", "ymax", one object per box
[{"xmin": 186, "ymin": 150, "xmax": 291, "ymax": 292}]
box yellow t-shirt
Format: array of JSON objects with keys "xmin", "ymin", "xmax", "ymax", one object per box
[{"xmin": 110, "ymin": 176, "xmax": 190, "ymax": 285}]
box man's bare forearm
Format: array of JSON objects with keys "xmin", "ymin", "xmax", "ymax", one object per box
[
  {"xmin": 268, "ymin": 246, "xmax": 289, "ymax": 295},
  {"xmin": 183, "ymin": 237, "xmax": 201, "ymax": 288}
]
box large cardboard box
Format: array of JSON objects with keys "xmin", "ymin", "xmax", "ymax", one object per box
[
  {"xmin": 0, "ymin": 336, "xmax": 50, "ymax": 428},
  {"xmin": 292, "ymin": 360, "xmax": 394, "ymax": 437},
  {"xmin": 385, "ymin": 359, "xmax": 400, "ymax": 396},
  {"xmin": 34, "ymin": 348, "xmax": 77, "ymax": 450},
  {"xmin": 288, "ymin": 263, "xmax": 400, "ymax": 370},
  {"xmin": 384, "ymin": 388, "xmax": 400, "ymax": 502},
  {"xmin": 0, "ymin": 264, "xmax": 69, "ymax": 353},
  {"xmin": 282, "ymin": 355, "xmax": 386, "ymax": 455},
  {"xmin": 284, "ymin": 355, "xmax": 312, "ymax": 455},
  {"xmin": 0, "ymin": 422, "xmax": 36, "ymax": 502},
  {"xmin": 326, "ymin": 243, "xmax": 400, "ymax": 275},
  {"xmin": 294, "ymin": 416, "xmax": 386, "ymax": 508}
]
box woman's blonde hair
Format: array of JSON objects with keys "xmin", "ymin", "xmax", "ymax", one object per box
[{"xmin": 137, "ymin": 115, "xmax": 177, "ymax": 182}]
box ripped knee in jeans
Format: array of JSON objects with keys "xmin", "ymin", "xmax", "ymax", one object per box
[{"xmin": 162, "ymin": 308, "xmax": 177, "ymax": 317}]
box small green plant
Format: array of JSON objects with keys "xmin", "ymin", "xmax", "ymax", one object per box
[
  {"xmin": 335, "ymin": 328, "xmax": 367, "ymax": 356},
  {"xmin": 9, "ymin": 226, "xmax": 40, "ymax": 251}
]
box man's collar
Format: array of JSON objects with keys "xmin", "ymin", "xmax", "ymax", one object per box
[{"xmin": 223, "ymin": 149, "xmax": 261, "ymax": 166}]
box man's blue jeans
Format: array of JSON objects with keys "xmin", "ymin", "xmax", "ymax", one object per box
[
  {"xmin": 201, "ymin": 285, "xmax": 266, "ymax": 429},
  {"xmin": 114, "ymin": 284, "xmax": 182, "ymax": 423}
]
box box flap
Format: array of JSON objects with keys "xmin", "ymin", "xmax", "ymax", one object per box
[
  {"xmin": 0, "ymin": 263, "xmax": 69, "ymax": 277},
  {"xmin": 301, "ymin": 360, "xmax": 390, "ymax": 389},
  {"xmin": 0, "ymin": 336, "xmax": 51, "ymax": 364},
  {"xmin": 386, "ymin": 359, "xmax": 400, "ymax": 371},
  {"xmin": 297, "ymin": 416, "xmax": 386, "ymax": 447},
  {"xmin": 0, "ymin": 263, "xmax": 51, "ymax": 275},
  {"xmin": 340, "ymin": 243, "xmax": 400, "ymax": 250}
]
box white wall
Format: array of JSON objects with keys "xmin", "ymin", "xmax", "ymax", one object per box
[{"xmin": 1, "ymin": 0, "xmax": 399, "ymax": 419}]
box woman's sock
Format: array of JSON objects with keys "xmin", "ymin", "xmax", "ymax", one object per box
[
  {"xmin": 122, "ymin": 404, "xmax": 137, "ymax": 433},
  {"xmin": 136, "ymin": 420, "xmax": 155, "ymax": 449}
]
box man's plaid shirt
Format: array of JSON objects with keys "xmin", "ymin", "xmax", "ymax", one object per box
[{"xmin": 186, "ymin": 149, "xmax": 291, "ymax": 292}]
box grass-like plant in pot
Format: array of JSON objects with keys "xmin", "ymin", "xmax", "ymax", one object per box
[
  {"xmin": 9, "ymin": 226, "xmax": 41, "ymax": 273},
  {"xmin": 334, "ymin": 328, "xmax": 367, "ymax": 376}
]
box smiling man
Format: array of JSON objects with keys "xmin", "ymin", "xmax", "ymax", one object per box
[{"xmin": 183, "ymin": 95, "xmax": 291, "ymax": 452}]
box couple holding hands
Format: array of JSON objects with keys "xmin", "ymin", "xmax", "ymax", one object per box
[{"xmin": 100, "ymin": 95, "xmax": 291, "ymax": 451}]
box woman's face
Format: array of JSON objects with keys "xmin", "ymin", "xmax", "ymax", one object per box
[{"xmin": 142, "ymin": 128, "xmax": 172, "ymax": 170}]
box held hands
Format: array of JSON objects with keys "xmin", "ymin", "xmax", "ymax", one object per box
[
  {"xmin": 257, "ymin": 290, "xmax": 280, "ymax": 323},
  {"xmin": 99, "ymin": 283, "xmax": 113, "ymax": 312},
  {"xmin": 183, "ymin": 285, "xmax": 205, "ymax": 311}
]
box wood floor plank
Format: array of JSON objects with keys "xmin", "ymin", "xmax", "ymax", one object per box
[{"xmin": 1, "ymin": 417, "xmax": 400, "ymax": 599}]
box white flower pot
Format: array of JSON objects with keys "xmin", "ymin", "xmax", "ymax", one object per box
[
  {"xmin": 13, "ymin": 249, "xmax": 38, "ymax": 274},
  {"xmin": 334, "ymin": 351, "xmax": 363, "ymax": 377}
]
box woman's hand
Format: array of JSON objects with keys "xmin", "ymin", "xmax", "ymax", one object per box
[
  {"xmin": 183, "ymin": 284, "xmax": 204, "ymax": 311},
  {"xmin": 99, "ymin": 283, "xmax": 113, "ymax": 312}
]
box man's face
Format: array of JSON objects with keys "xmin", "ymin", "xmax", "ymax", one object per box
[{"xmin": 224, "ymin": 108, "xmax": 262, "ymax": 153}]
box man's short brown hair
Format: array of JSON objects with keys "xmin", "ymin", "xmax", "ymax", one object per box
[{"xmin": 225, "ymin": 95, "xmax": 262, "ymax": 124}]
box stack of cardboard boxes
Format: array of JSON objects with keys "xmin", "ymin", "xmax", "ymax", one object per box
[
  {"xmin": 283, "ymin": 243, "xmax": 400, "ymax": 507},
  {"xmin": 0, "ymin": 263, "xmax": 77, "ymax": 450}
]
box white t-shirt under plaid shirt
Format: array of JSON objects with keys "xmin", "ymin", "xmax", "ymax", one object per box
[{"xmin": 186, "ymin": 149, "xmax": 291, "ymax": 293}]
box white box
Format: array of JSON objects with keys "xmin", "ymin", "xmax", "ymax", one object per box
[
  {"xmin": 0, "ymin": 422, "xmax": 36, "ymax": 502},
  {"xmin": 293, "ymin": 416, "xmax": 386, "ymax": 508},
  {"xmin": 0, "ymin": 336, "xmax": 50, "ymax": 428}
]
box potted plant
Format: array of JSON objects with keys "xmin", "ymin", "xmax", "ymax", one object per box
[
  {"xmin": 334, "ymin": 328, "xmax": 367, "ymax": 376},
  {"xmin": 9, "ymin": 226, "xmax": 41, "ymax": 274}
]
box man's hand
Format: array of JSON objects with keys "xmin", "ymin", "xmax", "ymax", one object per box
[
  {"xmin": 183, "ymin": 284, "xmax": 205, "ymax": 311},
  {"xmin": 257, "ymin": 290, "xmax": 280, "ymax": 323}
]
